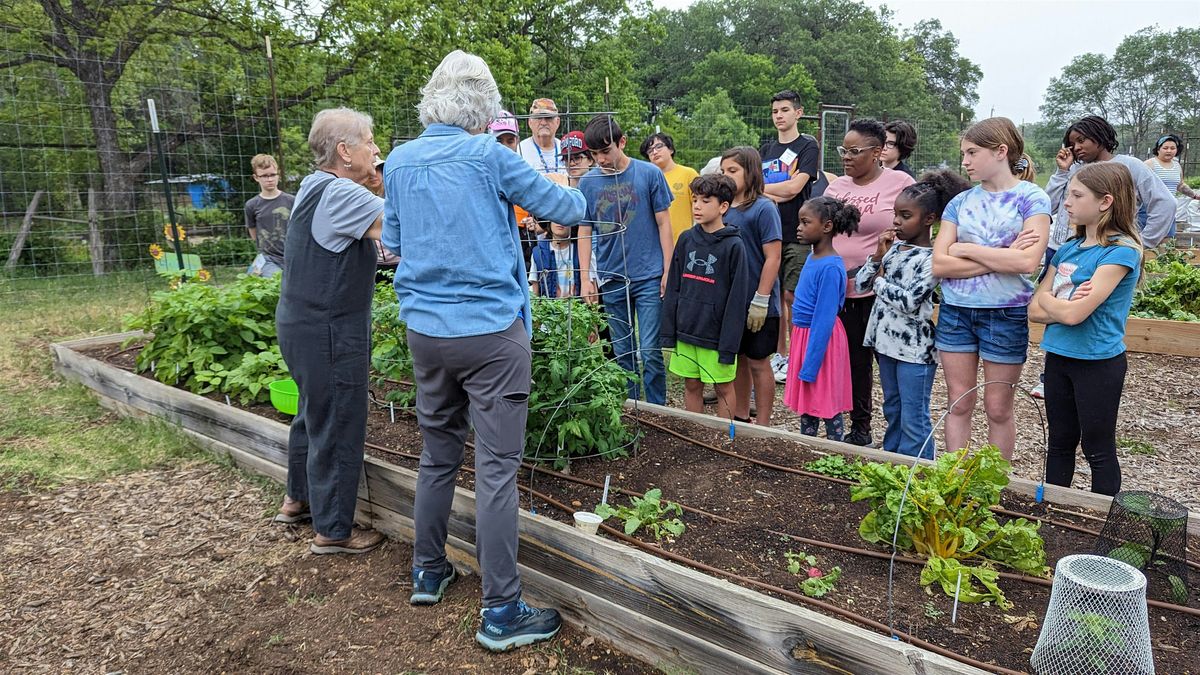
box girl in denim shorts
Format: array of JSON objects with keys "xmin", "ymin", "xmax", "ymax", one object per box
[{"xmin": 932, "ymin": 118, "xmax": 1051, "ymax": 460}]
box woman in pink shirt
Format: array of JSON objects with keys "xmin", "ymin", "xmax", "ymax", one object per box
[{"xmin": 826, "ymin": 119, "xmax": 915, "ymax": 446}]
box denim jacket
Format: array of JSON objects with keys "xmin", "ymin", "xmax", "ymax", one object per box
[{"xmin": 382, "ymin": 124, "xmax": 586, "ymax": 338}]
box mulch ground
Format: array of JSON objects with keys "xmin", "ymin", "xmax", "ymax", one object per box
[{"xmin": 0, "ymin": 464, "xmax": 648, "ymax": 674}]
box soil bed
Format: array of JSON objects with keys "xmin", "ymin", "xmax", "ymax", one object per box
[{"xmin": 87, "ymin": 343, "xmax": 1200, "ymax": 674}]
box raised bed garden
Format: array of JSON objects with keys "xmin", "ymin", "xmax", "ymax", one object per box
[{"xmin": 55, "ymin": 334, "xmax": 1200, "ymax": 675}]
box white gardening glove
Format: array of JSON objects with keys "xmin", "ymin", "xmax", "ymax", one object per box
[{"xmin": 746, "ymin": 293, "xmax": 770, "ymax": 333}]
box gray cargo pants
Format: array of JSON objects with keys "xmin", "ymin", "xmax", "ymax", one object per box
[{"xmin": 408, "ymin": 319, "xmax": 530, "ymax": 608}]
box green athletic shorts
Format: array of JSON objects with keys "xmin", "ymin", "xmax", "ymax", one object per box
[{"xmin": 668, "ymin": 340, "xmax": 737, "ymax": 384}]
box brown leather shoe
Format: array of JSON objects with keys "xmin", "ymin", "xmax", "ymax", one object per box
[
  {"xmin": 273, "ymin": 496, "xmax": 311, "ymax": 524},
  {"xmin": 310, "ymin": 527, "xmax": 385, "ymax": 555}
]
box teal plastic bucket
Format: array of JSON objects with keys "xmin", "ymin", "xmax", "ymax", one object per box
[{"xmin": 269, "ymin": 378, "xmax": 299, "ymax": 415}]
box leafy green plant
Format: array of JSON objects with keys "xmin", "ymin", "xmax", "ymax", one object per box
[
  {"xmin": 594, "ymin": 488, "xmax": 685, "ymax": 541},
  {"xmin": 803, "ymin": 454, "xmax": 863, "ymax": 480},
  {"xmin": 1132, "ymin": 254, "xmax": 1200, "ymax": 322},
  {"xmin": 527, "ymin": 297, "xmax": 631, "ymax": 468},
  {"xmin": 852, "ymin": 445, "xmax": 1047, "ymax": 609},
  {"xmin": 195, "ymin": 345, "xmax": 288, "ymax": 404},
  {"xmin": 1117, "ymin": 438, "xmax": 1156, "ymax": 455},
  {"xmin": 369, "ymin": 277, "xmax": 415, "ymax": 406},
  {"xmin": 784, "ymin": 551, "xmax": 842, "ymax": 598},
  {"xmin": 123, "ymin": 274, "xmax": 281, "ymax": 392}
]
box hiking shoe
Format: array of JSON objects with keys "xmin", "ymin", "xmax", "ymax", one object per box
[
  {"xmin": 475, "ymin": 600, "xmax": 562, "ymax": 652},
  {"xmin": 410, "ymin": 564, "xmax": 458, "ymax": 605},
  {"xmin": 702, "ymin": 390, "xmax": 718, "ymax": 405},
  {"xmin": 273, "ymin": 496, "xmax": 311, "ymax": 524},
  {"xmin": 1030, "ymin": 381, "xmax": 1045, "ymax": 399},
  {"xmin": 310, "ymin": 527, "xmax": 384, "ymax": 555},
  {"xmin": 844, "ymin": 429, "xmax": 874, "ymax": 447}
]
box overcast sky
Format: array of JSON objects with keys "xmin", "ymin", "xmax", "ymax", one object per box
[{"xmin": 650, "ymin": 0, "xmax": 1198, "ymax": 123}]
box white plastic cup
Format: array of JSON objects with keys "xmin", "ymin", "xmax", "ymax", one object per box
[{"xmin": 573, "ymin": 511, "xmax": 603, "ymax": 535}]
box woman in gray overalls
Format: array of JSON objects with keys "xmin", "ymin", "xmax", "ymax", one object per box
[{"xmin": 274, "ymin": 107, "xmax": 386, "ymax": 554}]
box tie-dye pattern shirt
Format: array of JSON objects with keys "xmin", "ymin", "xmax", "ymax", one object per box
[{"xmin": 940, "ymin": 182, "xmax": 1051, "ymax": 308}]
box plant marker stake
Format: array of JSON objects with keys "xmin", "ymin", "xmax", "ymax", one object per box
[
  {"xmin": 601, "ymin": 474, "xmax": 611, "ymax": 505},
  {"xmin": 147, "ymin": 99, "xmax": 187, "ymax": 276},
  {"xmin": 224, "ymin": 394, "xmax": 230, "ymax": 406},
  {"xmin": 1035, "ymin": 482, "xmax": 1045, "ymax": 503},
  {"xmin": 729, "ymin": 420, "xmax": 735, "ymax": 441},
  {"xmin": 150, "ymin": 360, "xmax": 156, "ymax": 373},
  {"xmin": 388, "ymin": 402, "xmax": 395, "ymax": 424},
  {"xmin": 951, "ymin": 569, "xmax": 963, "ymax": 624}
]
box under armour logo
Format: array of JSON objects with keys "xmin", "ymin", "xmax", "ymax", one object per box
[{"xmin": 686, "ymin": 251, "xmax": 717, "ymax": 275}]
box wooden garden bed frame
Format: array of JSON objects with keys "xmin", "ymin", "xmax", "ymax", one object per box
[{"xmin": 48, "ymin": 332, "xmax": 1200, "ymax": 672}]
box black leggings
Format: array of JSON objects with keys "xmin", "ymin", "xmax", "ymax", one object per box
[
  {"xmin": 839, "ymin": 296, "xmax": 875, "ymax": 432},
  {"xmin": 1044, "ymin": 352, "xmax": 1126, "ymax": 496}
]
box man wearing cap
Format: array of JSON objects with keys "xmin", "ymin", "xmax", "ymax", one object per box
[
  {"xmin": 488, "ymin": 110, "xmax": 521, "ymax": 152},
  {"xmin": 519, "ymin": 98, "xmax": 567, "ymax": 176}
]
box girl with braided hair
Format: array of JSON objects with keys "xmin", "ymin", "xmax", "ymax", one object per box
[{"xmin": 855, "ymin": 170, "xmax": 970, "ymax": 458}]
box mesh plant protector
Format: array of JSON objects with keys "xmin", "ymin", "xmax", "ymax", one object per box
[
  {"xmin": 1093, "ymin": 490, "xmax": 1189, "ymax": 604},
  {"xmin": 1030, "ymin": 554, "xmax": 1153, "ymax": 675}
]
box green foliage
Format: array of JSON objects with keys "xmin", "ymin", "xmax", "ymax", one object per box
[
  {"xmin": 123, "ymin": 274, "xmax": 281, "ymax": 395},
  {"xmin": 594, "ymin": 488, "xmax": 685, "ymax": 541},
  {"xmin": 803, "ymin": 454, "xmax": 863, "ymax": 480},
  {"xmin": 1132, "ymin": 255, "xmax": 1200, "ymax": 322},
  {"xmin": 676, "ymin": 89, "xmax": 760, "ymax": 170},
  {"xmin": 784, "ymin": 551, "xmax": 842, "ymax": 598},
  {"xmin": 187, "ymin": 235, "xmax": 258, "ymax": 268},
  {"xmin": 369, "ymin": 276, "xmax": 416, "ymax": 406},
  {"xmin": 1048, "ymin": 611, "xmax": 1128, "ymax": 671},
  {"xmin": 1117, "ymin": 438, "xmax": 1156, "ymax": 456},
  {"xmin": 852, "ymin": 445, "xmax": 1047, "ymax": 609},
  {"xmin": 173, "ymin": 206, "xmax": 238, "ymax": 229},
  {"xmin": 194, "ymin": 345, "xmax": 288, "ymax": 405},
  {"xmin": 527, "ymin": 297, "xmax": 632, "ymax": 469}
]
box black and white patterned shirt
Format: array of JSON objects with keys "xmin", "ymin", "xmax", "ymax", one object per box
[{"xmin": 853, "ymin": 243, "xmax": 936, "ymax": 365}]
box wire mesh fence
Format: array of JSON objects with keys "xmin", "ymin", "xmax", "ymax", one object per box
[{"xmin": 0, "ymin": 30, "xmax": 1049, "ymax": 305}]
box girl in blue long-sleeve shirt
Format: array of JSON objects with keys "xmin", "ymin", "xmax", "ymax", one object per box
[{"xmin": 783, "ymin": 196, "xmax": 860, "ymax": 440}]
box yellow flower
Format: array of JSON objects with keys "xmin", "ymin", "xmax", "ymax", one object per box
[
  {"xmin": 168, "ymin": 277, "xmax": 181, "ymax": 290},
  {"xmin": 148, "ymin": 243, "xmax": 163, "ymax": 260},
  {"xmin": 196, "ymin": 268, "xmax": 212, "ymax": 282},
  {"xmin": 163, "ymin": 224, "xmax": 186, "ymax": 241}
]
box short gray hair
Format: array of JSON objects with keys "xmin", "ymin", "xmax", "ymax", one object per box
[
  {"xmin": 417, "ymin": 50, "xmax": 501, "ymax": 131},
  {"xmin": 308, "ymin": 107, "xmax": 373, "ymax": 169}
]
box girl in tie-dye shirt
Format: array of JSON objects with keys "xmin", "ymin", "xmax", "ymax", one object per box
[{"xmin": 932, "ymin": 117, "xmax": 1051, "ymax": 461}]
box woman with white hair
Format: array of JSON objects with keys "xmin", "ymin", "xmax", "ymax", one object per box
[
  {"xmin": 274, "ymin": 107, "xmax": 386, "ymax": 554},
  {"xmin": 381, "ymin": 50, "xmax": 585, "ymax": 652}
]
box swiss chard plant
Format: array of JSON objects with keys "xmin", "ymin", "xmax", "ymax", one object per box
[
  {"xmin": 594, "ymin": 488, "xmax": 685, "ymax": 541},
  {"xmin": 1132, "ymin": 248, "xmax": 1200, "ymax": 322},
  {"xmin": 852, "ymin": 445, "xmax": 1047, "ymax": 609},
  {"xmin": 124, "ymin": 274, "xmax": 281, "ymax": 392},
  {"xmin": 527, "ymin": 297, "xmax": 631, "ymax": 469}
]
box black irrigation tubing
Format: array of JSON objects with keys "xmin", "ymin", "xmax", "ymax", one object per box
[
  {"xmin": 362, "ymin": 439, "xmax": 1200, "ymax": 621},
  {"xmin": 625, "ymin": 412, "xmax": 1200, "ymax": 572},
  {"xmin": 361, "ymin": 439, "xmax": 1022, "ymax": 675}
]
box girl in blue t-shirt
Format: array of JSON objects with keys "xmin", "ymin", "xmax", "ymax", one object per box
[
  {"xmin": 932, "ymin": 117, "xmax": 1051, "ymax": 460},
  {"xmin": 1029, "ymin": 163, "xmax": 1142, "ymax": 496},
  {"xmin": 783, "ymin": 196, "xmax": 860, "ymax": 440}
]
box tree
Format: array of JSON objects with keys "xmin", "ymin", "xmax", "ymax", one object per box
[
  {"xmin": 902, "ymin": 19, "xmax": 982, "ymax": 125},
  {"xmin": 677, "ymin": 88, "xmax": 759, "ymax": 169}
]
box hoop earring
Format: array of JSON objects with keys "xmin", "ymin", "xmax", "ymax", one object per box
[{"xmin": 343, "ymin": 162, "xmax": 353, "ymax": 169}]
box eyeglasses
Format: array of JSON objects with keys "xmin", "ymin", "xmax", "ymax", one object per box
[
  {"xmin": 256, "ymin": 173, "xmax": 279, "ymax": 179},
  {"xmin": 836, "ymin": 146, "xmax": 879, "ymax": 158},
  {"xmin": 566, "ymin": 154, "xmax": 592, "ymax": 163},
  {"xmin": 883, "ymin": 140, "xmax": 898, "ymax": 149},
  {"xmin": 647, "ymin": 143, "xmax": 668, "ymax": 153}
]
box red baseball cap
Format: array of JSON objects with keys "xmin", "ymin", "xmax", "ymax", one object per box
[{"xmin": 559, "ymin": 130, "xmax": 590, "ymax": 158}]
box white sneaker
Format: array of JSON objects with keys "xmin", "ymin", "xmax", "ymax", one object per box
[
  {"xmin": 770, "ymin": 353, "xmax": 786, "ymax": 373},
  {"xmin": 1030, "ymin": 382, "xmax": 1045, "ymax": 399},
  {"xmin": 773, "ymin": 356, "xmax": 789, "ymax": 384}
]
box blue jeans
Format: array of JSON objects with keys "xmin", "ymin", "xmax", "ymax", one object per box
[
  {"xmin": 600, "ymin": 277, "xmax": 666, "ymax": 405},
  {"xmin": 876, "ymin": 353, "xmax": 936, "ymax": 459}
]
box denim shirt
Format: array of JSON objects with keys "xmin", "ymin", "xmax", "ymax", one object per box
[{"xmin": 382, "ymin": 124, "xmax": 586, "ymax": 338}]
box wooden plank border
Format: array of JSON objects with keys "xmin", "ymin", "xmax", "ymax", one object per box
[{"xmin": 51, "ymin": 334, "xmax": 984, "ymax": 675}]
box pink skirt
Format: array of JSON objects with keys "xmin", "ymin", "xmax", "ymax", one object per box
[{"xmin": 783, "ymin": 321, "xmax": 853, "ymax": 419}]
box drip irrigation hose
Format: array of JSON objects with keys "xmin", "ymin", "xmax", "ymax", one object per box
[{"xmin": 362, "ymin": 440, "xmax": 1200, "ymax": 619}]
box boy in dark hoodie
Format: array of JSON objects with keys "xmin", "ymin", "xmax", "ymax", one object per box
[{"xmin": 660, "ymin": 174, "xmax": 752, "ymax": 418}]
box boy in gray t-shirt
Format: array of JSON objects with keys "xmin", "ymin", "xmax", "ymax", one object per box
[{"xmin": 244, "ymin": 154, "xmax": 295, "ymax": 276}]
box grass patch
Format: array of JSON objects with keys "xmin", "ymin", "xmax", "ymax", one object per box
[
  {"xmin": 0, "ymin": 271, "xmax": 250, "ymax": 489},
  {"xmin": 1117, "ymin": 438, "xmax": 1157, "ymax": 456}
]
